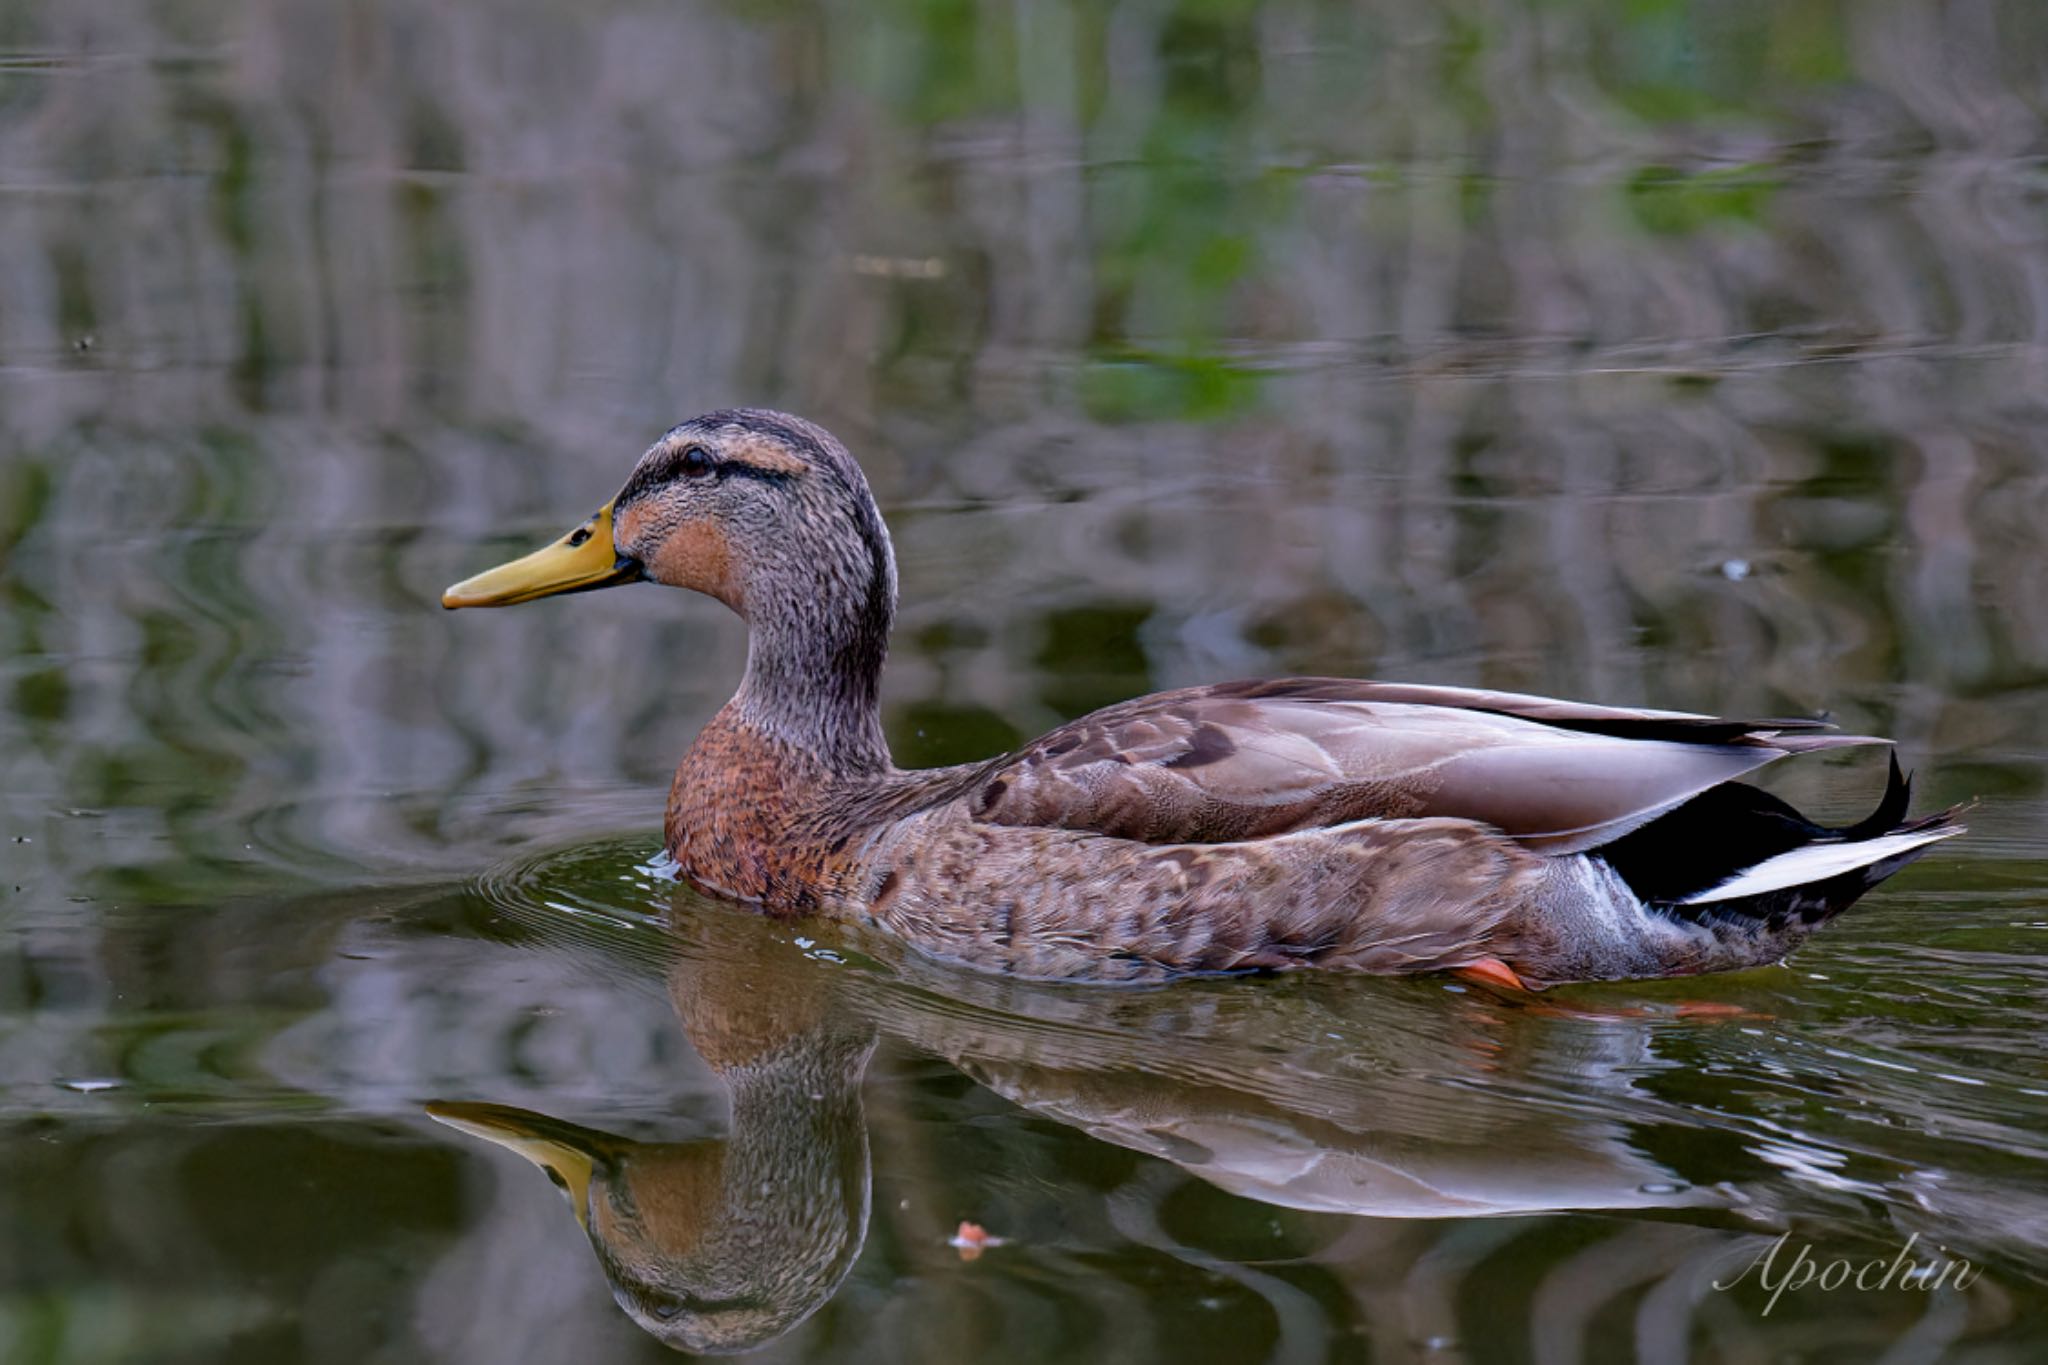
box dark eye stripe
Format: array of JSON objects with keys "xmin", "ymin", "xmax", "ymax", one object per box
[
  {"xmin": 614, "ymin": 447, "xmax": 793, "ymax": 509},
  {"xmin": 718, "ymin": 461, "xmax": 793, "ymax": 486}
]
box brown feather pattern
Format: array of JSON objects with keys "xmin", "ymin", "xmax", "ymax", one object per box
[
  {"xmin": 852, "ymin": 809, "xmax": 1542, "ymax": 983},
  {"xmin": 961, "ymin": 678, "xmax": 1874, "ymax": 854}
]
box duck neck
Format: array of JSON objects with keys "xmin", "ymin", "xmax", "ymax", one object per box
[
  {"xmin": 721, "ymin": 1029, "xmax": 875, "ymax": 1184},
  {"xmin": 729, "ymin": 557, "xmax": 895, "ymax": 778}
]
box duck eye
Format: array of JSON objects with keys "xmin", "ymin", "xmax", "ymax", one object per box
[{"xmin": 679, "ymin": 446, "xmax": 717, "ymax": 481}]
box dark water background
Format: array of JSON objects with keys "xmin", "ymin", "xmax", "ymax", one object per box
[{"xmin": 3, "ymin": 2, "xmax": 2047, "ymax": 1361}]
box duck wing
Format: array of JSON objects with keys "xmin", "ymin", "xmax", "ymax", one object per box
[{"xmin": 966, "ymin": 678, "xmax": 1881, "ymax": 854}]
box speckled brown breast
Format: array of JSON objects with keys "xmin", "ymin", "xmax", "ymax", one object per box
[{"xmin": 665, "ymin": 708, "xmax": 911, "ymax": 913}]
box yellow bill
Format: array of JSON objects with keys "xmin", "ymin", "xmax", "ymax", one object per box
[
  {"xmin": 441, "ymin": 501, "xmax": 642, "ymax": 609},
  {"xmin": 426, "ymin": 1101, "xmax": 606, "ymax": 1226}
]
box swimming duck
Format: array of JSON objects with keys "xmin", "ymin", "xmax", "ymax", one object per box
[{"xmin": 442, "ymin": 408, "xmax": 1960, "ymax": 988}]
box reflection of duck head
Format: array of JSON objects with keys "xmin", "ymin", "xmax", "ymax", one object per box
[{"xmin": 430, "ymin": 949, "xmax": 875, "ymax": 1355}]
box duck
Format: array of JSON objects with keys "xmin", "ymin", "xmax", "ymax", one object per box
[{"xmin": 442, "ymin": 408, "xmax": 1961, "ymax": 989}]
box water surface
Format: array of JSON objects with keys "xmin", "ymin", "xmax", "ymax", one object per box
[{"xmin": 2, "ymin": 2, "xmax": 2046, "ymax": 1361}]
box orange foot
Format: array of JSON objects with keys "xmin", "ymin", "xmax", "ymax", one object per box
[
  {"xmin": 1668, "ymin": 1000, "xmax": 1759, "ymax": 1019},
  {"xmin": 1449, "ymin": 959, "xmax": 1766, "ymax": 1022},
  {"xmin": 1452, "ymin": 956, "xmax": 1529, "ymax": 992}
]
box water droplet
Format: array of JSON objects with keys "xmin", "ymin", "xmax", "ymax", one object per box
[{"xmin": 1720, "ymin": 558, "xmax": 1752, "ymax": 581}]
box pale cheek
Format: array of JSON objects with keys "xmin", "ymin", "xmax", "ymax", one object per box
[
  {"xmin": 651, "ymin": 520, "xmax": 743, "ymax": 610},
  {"xmin": 614, "ymin": 502, "xmax": 657, "ymax": 558}
]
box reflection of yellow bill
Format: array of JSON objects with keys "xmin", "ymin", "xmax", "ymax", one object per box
[
  {"xmin": 426, "ymin": 1100, "xmax": 600, "ymax": 1226},
  {"xmin": 441, "ymin": 502, "xmax": 641, "ymax": 609}
]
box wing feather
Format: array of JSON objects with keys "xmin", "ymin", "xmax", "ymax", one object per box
[{"xmin": 968, "ymin": 678, "xmax": 1884, "ymax": 854}]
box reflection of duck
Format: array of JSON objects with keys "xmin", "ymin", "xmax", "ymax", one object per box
[
  {"xmin": 867, "ymin": 957, "xmax": 1724, "ymax": 1222},
  {"xmin": 429, "ymin": 978, "xmax": 874, "ymax": 1356},
  {"xmin": 442, "ymin": 408, "xmax": 1958, "ymax": 987},
  {"xmin": 950, "ymin": 1049, "xmax": 1706, "ymax": 1221},
  {"xmin": 432, "ymin": 917, "xmax": 1719, "ymax": 1354}
]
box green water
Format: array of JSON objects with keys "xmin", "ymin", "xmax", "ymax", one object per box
[{"xmin": 3, "ymin": 1, "xmax": 2046, "ymax": 1361}]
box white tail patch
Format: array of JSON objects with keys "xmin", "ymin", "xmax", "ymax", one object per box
[{"xmin": 1681, "ymin": 826, "xmax": 1964, "ymax": 905}]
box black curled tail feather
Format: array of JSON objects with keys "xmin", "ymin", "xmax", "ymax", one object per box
[{"xmin": 1835, "ymin": 752, "xmax": 1910, "ymax": 841}]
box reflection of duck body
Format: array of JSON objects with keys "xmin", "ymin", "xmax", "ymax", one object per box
[
  {"xmin": 858, "ymin": 954, "xmax": 1722, "ymax": 1221},
  {"xmin": 444, "ymin": 409, "xmax": 1959, "ymax": 987},
  {"xmin": 961, "ymin": 1062, "xmax": 1707, "ymax": 1220}
]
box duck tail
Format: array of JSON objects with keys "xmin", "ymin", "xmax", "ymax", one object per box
[
  {"xmin": 1664, "ymin": 755, "xmax": 1963, "ymax": 923},
  {"xmin": 1560, "ymin": 755, "xmax": 1965, "ymax": 981}
]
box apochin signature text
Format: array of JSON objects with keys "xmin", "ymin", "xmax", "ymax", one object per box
[{"xmin": 1714, "ymin": 1232, "xmax": 1981, "ymax": 1315}]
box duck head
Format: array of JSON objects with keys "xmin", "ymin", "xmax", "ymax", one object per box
[{"xmin": 441, "ymin": 408, "xmax": 898, "ymax": 769}]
